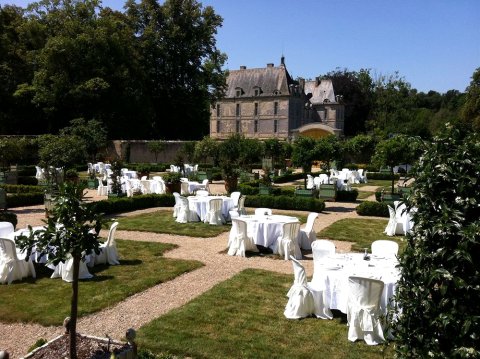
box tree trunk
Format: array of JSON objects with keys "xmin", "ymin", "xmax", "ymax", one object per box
[
  {"xmin": 69, "ymin": 255, "xmax": 80, "ymax": 359},
  {"xmin": 390, "ymin": 166, "xmax": 395, "ymax": 194}
]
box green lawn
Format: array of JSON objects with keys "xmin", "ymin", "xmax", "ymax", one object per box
[
  {"xmin": 116, "ymin": 210, "xmax": 231, "ymax": 237},
  {"xmin": 137, "ymin": 269, "xmax": 393, "ymax": 359},
  {"xmin": 0, "ymin": 240, "xmax": 203, "ymax": 326},
  {"xmin": 317, "ymin": 218, "xmax": 404, "ymax": 252}
]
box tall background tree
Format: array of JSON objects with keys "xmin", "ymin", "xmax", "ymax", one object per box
[{"xmin": 461, "ymin": 67, "xmax": 480, "ymax": 131}]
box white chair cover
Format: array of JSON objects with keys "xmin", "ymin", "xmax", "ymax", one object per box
[
  {"xmin": 230, "ymin": 191, "xmax": 241, "ymax": 208},
  {"xmin": 176, "ymin": 196, "xmax": 200, "ymax": 223},
  {"xmin": 124, "ymin": 179, "xmax": 134, "ymax": 197},
  {"xmin": 196, "ymin": 190, "xmax": 209, "ymax": 197},
  {"xmin": 384, "ymin": 205, "xmax": 403, "ymax": 236},
  {"xmin": 227, "ymin": 218, "xmax": 258, "ymax": 257},
  {"xmin": 93, "ymin": 222, "xmax": 120, "ymax": 266},
  {"xmin": 284, "ymin": 256, "xmax": 314, "ymax": 319},
  {"xmin": 140, "ymin": 180, "xmax": 151, "ymax": 194},
  {"xmin": 371, "ymin": 240, "xmax": 399, "ymax": 258},
  {"xmin": 51, "ymin": 254, "xmax": 93, "ymax": 282},
  {"xmin": 180, "ymin": 181, "xmax": 189, "ymax": 195},
  {"xmin": 198, "ymin": 179, "xmax": 210, "ymax": 192},
  {"xmin": 0, "ymin": 237, "xmax": 36, "ymax": 284},
  {"xmin": 318, "ymin": 173, "xmax": 329, "ymax": 184},
  {"xmin": 347, "ymin": 276, "xmax": 385, "ymax": 345},
  {"xmin": 299, "ymin": 212, "xmax": 318, "ymax": 250},
  {"xmin": 0, "ymin": 222, "xmax": 14, "ymax": 238},
  {"xmin": 276, "ymin": 222, "xmax": 302, "ymax": 260},
  {"xmin": 311, "ymin": 239, "xmax": 336, "ymax": 285},
  {"xmin": 204, "ymin": 198, "xmax": 225, "ymax": 225},
  {"xmin": 255, "ymin": 208, "xmax": 272, "ymax": 216},
  {"xmin": 306, "ymin": 174, "xmax": 314, "ymax": 189},
  {"xmin": 35, "ymin": 166, "xmax": 45, "ymax": 180},
  {"xmin": 172, "ymin": 192, "xmax": 181, "ymax": 218}
]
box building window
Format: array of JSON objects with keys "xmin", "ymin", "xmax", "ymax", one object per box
[
  {"xmin": 274, "ymin": 119, "xmax": 278, "ymax": 133},
  {"xmin": 236, "ymin": 103, "xmax": 241, "ymax": 117},
  {"xmin": 254, "ymin": 89, "xmax": 260, "ymax": 96},
  {"xmin": 216, "ymin": 120, "xmax": 220, "ymax": 133},
  {"xmin": 235, "ymin": 87, "xmax": 243, "ymax": 97},
  {"xmin": 216, "ymin": 104, "xmax": 220, "ymax": 117},
  {"xmin": 324, "ymin": 108, "xmax": 328, "ymax": 120},
  {"xmin": 236, "ymin": 120, "xmax": 240, "ymax": 133},
  {"xmin": 274, "ymin": 102, "xmax": 278, "ymax": 116},
  {"xmin": 254, "ymin": 119, "xmax": 258, "ymax": 133},
  {"xmin": 254, "ymin": 102, "xmax": 258, "ymax": 116}
]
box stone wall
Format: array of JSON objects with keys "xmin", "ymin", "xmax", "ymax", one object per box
[{"xmin": 107, "ymin": 140, "xmax": 193, "ymax": 164}]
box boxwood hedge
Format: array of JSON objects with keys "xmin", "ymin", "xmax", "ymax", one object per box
[
  {"xmin": 244, "ymin": 195, "xmax": 325, "ymax": 212},
  {"xmin": 355, "ymin": 201, "xmax": 389, "ymax": 217}
]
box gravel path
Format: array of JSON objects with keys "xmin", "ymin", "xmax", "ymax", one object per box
[{"xmin": 0, "ymin": 184, "xmax": 379, "ymax": 358}]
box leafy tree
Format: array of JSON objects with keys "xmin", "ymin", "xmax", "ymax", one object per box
[
  {"xmin": 217, "ymin": 134, "xmax": 245, "ymax": 192},
  {"xmin": 393, "ymin": 125, "xmax": 480, "ymax": 358},
  {"xmin": 61, "ymin": 118, "xmax": 107, "ymax": 162},
  {"xmin": 344, "ymin": 134, "xmax": 377, "ymax": 164},
  {"xmin": 314, "ymin": 135, "xmax": 343, "ymax": 173},
  {"xmin": 181, "ymin": 141, "xmax": 196, "ymax": 164},
  {"xmin": 125, "ymin": 0, "xmax": 227, "ymax": 139},
  {"xmin": 239, "ymin": 138, "xmax": 263, "ymax": 170},
  {"xmin": 37, "ymin": 134, "xmax": 87, "ymax": 186},
  {"xmin": 291, "ymin": 136, "xmax": 317, "ymax": 188},
  {"xmin": 371, "ymin": 135, "xmax": 418, "ymax": 194},
  {"xmin": 461, "ymin": 67, "xmax": 480, "ymax": 131},
  {"xmin": 147, "ymin": 140, "xmax": 166, "ymax": 163},
  {"xmin": 16, "ymin": 183, "xmax": 104, "ymax": 359},
  {"xmin": 0, "ymin": 136, "xmax": 31, "ymax": 169},
  {"xmin": 263, "ymin": 138, "xmax": 284, "ymax": 169},
  {"xmin": 194, "ymin": 136, "xmax": 219, "ymax": 165}
]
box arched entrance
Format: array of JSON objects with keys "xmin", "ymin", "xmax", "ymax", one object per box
[{"xmin": 293, "ymin": 123, "xmax": 341, "ymax": 139}]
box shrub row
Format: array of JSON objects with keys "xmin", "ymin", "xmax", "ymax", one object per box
[
  {"xmin": 0, "ymin": 211, "xmax": 18, "ymax": 228},
  {"xmin": 7, "ymin": 193, "xmax": 45, "ymax": 207},
  {"xmin": 0, "ymin": 184, "xmax": 45, "ymax": 194},
  {"xmin": 18, "ymin": 176, "xmax": 39, "ymax": 186},
  {"xmin": 244, "ymin": 195, "xmax": 325, "ymax": 212},
  {"xmin": 87, "ymin": 194, "xmax": 175, "ymax": 215},
  {"xmin": 355, "ymin": 201, "xmax": 389, "ymax": 217},
  {"xmin": 367, "ymin": 172, "xmax": 401, "ymax": 180}
]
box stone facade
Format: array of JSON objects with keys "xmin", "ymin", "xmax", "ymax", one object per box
[{"xmin": 210, "ymin": 58, "xmax": 345, "ymax": 140}]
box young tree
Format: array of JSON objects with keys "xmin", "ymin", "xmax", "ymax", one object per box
[
  {"xmin": 344, "ymin": 134, "xmax": 377, "ymax": 164},
  {"xmin": 291, "ymin": 136, "xmax": 317, "ymax": 188},
  {"xmin": 194, "ymin": 136, "xmax": 219, "ymax": 165},
  {"xmin": 61, "ymin": 118, "xmax": 107, "ymax": 162},
  {"xmin": 263, "ymin": 138, "xmax": 283, "ymax": 169},
  {"xmin": 147, "ymin": 140, "xmax": 166, "ymax": 163},
  {"xmin": 314, "ymin": 135, "xmax": 343, "ymax": 173},
  {"xmin": 461, "ymin": 67, "xmax": 480, "ymax": 131},
  {"xmin": 16, "ymin": 183, "xmax": 104, "ymax": 359},
  {"xmin": 393, "ymin": 125, "xmax": 480, "ymax": 357}
]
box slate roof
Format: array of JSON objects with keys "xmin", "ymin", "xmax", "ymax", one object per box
[
  {"xmin": 225, "ymin": 64, "xmax": 297, "ymax": 98},
  {"xmin": 304, "ymin": 79, "xmax": 337, "ymax": 104}
]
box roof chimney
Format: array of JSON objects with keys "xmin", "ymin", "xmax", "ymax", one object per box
[
  {"xmin": 280, "ymin": 55, "xmax": 285, "ymax": 66},
  {"xmin": 267, "ymin": 63, "xmax": 274, "ymax": 68},
  {"xmin": 315, "ymin": 76, "xmax": 320, "ymax": 86},
  {"xmin": 240, "ymin": 65, "xmax": 246, "ymax": 70}
]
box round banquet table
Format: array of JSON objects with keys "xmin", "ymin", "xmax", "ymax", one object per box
[
  {"xmin": 239, "ymin": 214, "xmax": 299, "ymax": 249},
  {"xmin": 310, "ymin": 253, "xmax": 400, "ymax": 314},
  {"xmin": 188, "ymin": 196, "xmax": 234, "ymax": 222}
]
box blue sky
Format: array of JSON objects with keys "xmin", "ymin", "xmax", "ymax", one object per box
[{"xmin": 2, "ymin": 0, "xmax": 479, "ymax": 93}]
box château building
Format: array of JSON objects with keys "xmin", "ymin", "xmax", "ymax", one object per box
[{"xmin": 210, "ymin": 57, "xmax": 345, "ymax": 140}]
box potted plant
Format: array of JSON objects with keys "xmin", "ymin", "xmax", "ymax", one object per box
[
  {"xmin": 163, "ymin": 172, "xmax": 182, "ymax": 194},
  {"xmin": 108, "ymin": 160, "xmax": 125, "ymax": 198}
]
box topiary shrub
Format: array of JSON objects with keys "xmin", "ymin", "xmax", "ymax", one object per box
[
  {"xmin": 0, "ymin": 211, "xmax": 17, "ymax": 228},
  {"xmin": 336, "ymin": 189, "xmax": 359, "ymax": 202},
  {"xmin": 393, "ymin": 125, "xmax": 480, "ymax": 357},
  {"xmin": 355, "ymin": 201, "xmax": 389, "ymax": 217}
]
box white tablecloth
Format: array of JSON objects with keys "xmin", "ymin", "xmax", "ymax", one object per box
[
  {"xmin": 311, "ymin": 253, "xmax": 399, "ymax": 314},
  {"xmin": 188, "ymin": 196, "xmax": 234, "ymax": 221},
  {"xmin": 238, "ymin": 215, "xmax": 299, "ymax": 249},
  {"xmin": 122, "ymin": 170, "xmax": 137, "ymax": 179}
]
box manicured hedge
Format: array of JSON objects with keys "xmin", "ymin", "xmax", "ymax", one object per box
[
  {"xmin": 0, "ymin": 211, "xmax": 18, "ymax": 228},
  {"xmin": 244, "ymin": 195, "xmax": 325, "ymax": 212},
  {"xmin": 0, "ymin": 184, "xmax": 44, "ymax": 194},
  {"xmin": 238, "ymin": 183, "xmax": 295, "ymax": 197},
  {"xmin": 18, "ymin": 176, "xmax": 38, "ymax": 186},
  {"xmin": 355, "ymin": 201, "xmax": 389, "ymax": 217},
  {"xmin": 7, "ymin": 192, "xmax": 45, "ymax": 207},
  {"xmin": 17, "ymin": 165, "xmax": 36, "ymax": 176},
  {"xmin": 87, "ymin": 194, "xmax": 175, "ymax": 215},
  {"xmin": 367, "ymin": 172, "xmax": 401, "ymax": 180},
  {"xmin": 336, "ymin": 189, "xmax": 359, "ymax": 202}
]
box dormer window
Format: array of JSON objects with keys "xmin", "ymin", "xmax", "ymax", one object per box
[
  {"xmin": 273, "ymin": 90, "xmax": 281, "ymax": 95},
  {"xmin": 235, "ymin": 87, "xmax": 243, "ymax": 97},
  {"xmin": 253, "ymin": 86, "xmax": 262, "ymax": 96}
]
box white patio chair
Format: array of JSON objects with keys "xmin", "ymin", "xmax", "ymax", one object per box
[
  {"xmin": 180, "ymin": 181, "xmax": 189, "ymax": 196},
  {"xmin": 140, "ymin": 180, "xmax": 152, "ymax": 194},
  {"xmin": 124, "ymin": 179, "xmax": 134, "ymax": 197},
  {"xmin": 93, "ymin": 222, "xmax": 120, "ymax": 266},
  {"xmin": 197, "ymin": 179, "xmax": 210, "ymax": 192},
  {"xmin": 347, "ymin": 276, "xmax": 385, "ymax": 345},
  {"xmin": 284, "ymin": 256, "xmax": 332, "ymax": 320},
  {"xmin": 50, "ymin": 254, "xmax": 93, "ymax": 282},
  {"xmin": 229, "ymin": 195, "xmax": 247, "ymax": 219},
  {"xmin": 276, "ymin": 222, "xmax": 302, "ymax": 260},
  {"xmin": 204, "ymin": 198, "xmax": 225, "ymax": 225},
  {"xmin": 384, "ymin": 205, "xmax": 403, "ymax": 236},
  {"xmin": 0, "ymin": 237, "xmax": 36, "ymax": 284},
  {"xmin": 35, "ymin": 166, "xmax": 45, "ymax": 180},
  {"xmin": 176, "ymin": 196, "xmax": 199, "ymax": 223},
  {"xmin": 97, "ymin": 181, "xmax": 109, "ymax": 196},
  {"xmin": 318, "ymin": 173, "xmax": 329, "ymax": 184},
  {"xmin": 299, "ymin": 212, "xmax": 318, "ymax": 250},
  {"xmin": 313, "ymin": 176, "xmax": 321, "ymax": 189},
  {"xmin": 255, "ymin": 208, "xmax": 272, "ymax": 216},
  {"xmin": 227, "ymin": 218, "xmax": 258, "ymax": 257},
  {"xmin": 371, "ymin": 240, "xmax": 399, "ymax": 258}
]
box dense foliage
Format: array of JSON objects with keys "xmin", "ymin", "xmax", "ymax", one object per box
[
  {"xmin": 393, "ymin": 125, "xmax": 480, "ymax": 357},
  {"xmin": 355, "ymin": 201, "xmax": 388, "ymax": 217},
  {"xmin": 0, "ymin": 0, "xmax": 226, "ymax": 140}
]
